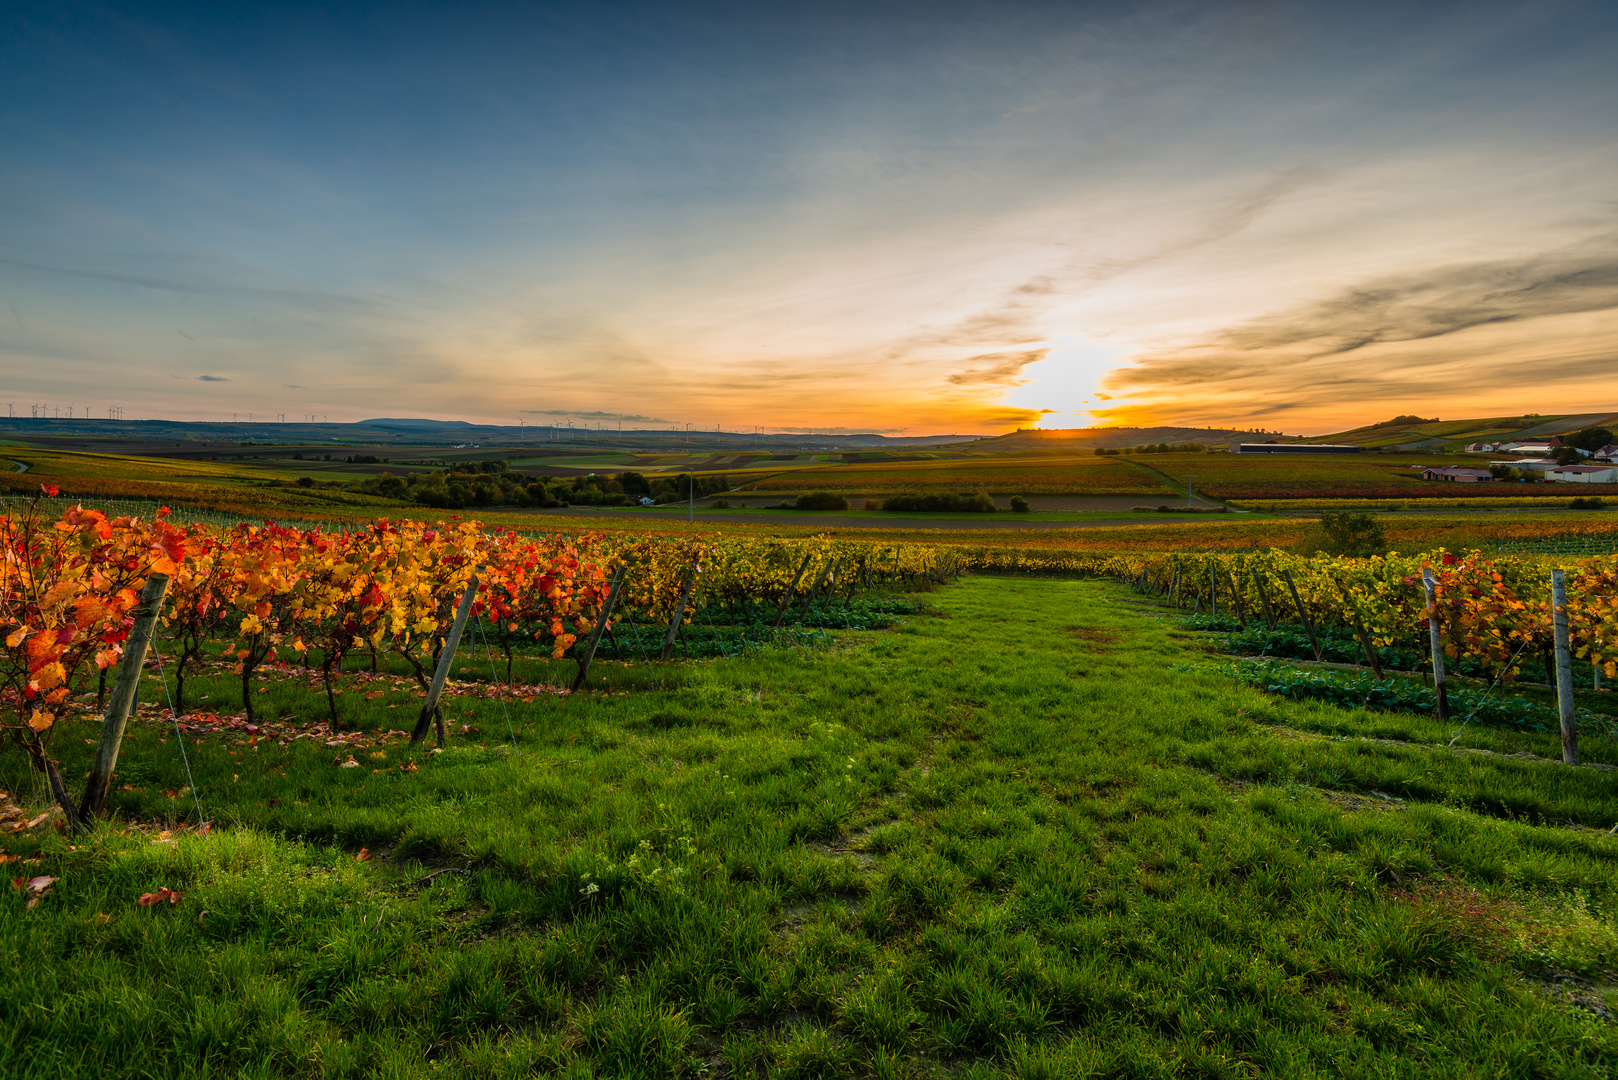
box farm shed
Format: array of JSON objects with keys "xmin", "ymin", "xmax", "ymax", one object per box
[
  {"xmin": 1420, "ymin": 467, "xmax": 1493, "ymax": 482},
  {"xmin": 1546, "ymin": 465, "xmax": 1618, "ymax": 484},
  {"xmin": 1490, "ymin": 458, "xmax": 1557, "ymax": 474},
  {"xmin": 1236, "ymin": 443, "xmax": 1361, "ymax": 454}
]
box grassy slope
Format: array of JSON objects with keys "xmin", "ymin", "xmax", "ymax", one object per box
[
  {"xmin": 1309, "ymin": 414, "xmax": 1618, "ymax": 450},
  {"xmin": 4, "ymin": 579, "xmax": 1616, "ymax": 1078}
]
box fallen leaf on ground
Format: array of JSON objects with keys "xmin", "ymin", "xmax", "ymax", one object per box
[
  {"xmin": 13, "ymin": 875, "xmax": 55, "ymax": 910},
  {"xmin": 137, "ymin": 887, "xmax": 184, "ymax": 906}
]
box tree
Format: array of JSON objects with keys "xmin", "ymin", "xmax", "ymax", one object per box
[
  {"xmin": 1316, "ymin": 512, "xmax": 1386, "ymax": 557},
  {"xmin": 1556, "ymin": 446, "xmax": 1582, "ymax": 466},
  {"xmin": 1567, "ymin": 426, "xmax": 1613, "ymax": 452}
]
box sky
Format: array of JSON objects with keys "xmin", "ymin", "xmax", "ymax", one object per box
[{"xmin": 3, "ymin": 1, "xmax": 1617, "ymax": 436}]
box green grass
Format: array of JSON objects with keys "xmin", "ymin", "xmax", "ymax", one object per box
[{"xmin": 4, "ymin": 578, "xmax": 1617, "ymax": 1078}]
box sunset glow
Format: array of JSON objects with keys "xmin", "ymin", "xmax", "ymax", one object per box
[{"xmin": 3, "ymin": 2, "xmax": 1616, "ymax": 435}]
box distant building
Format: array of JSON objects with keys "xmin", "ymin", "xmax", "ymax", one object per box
[
  {"xmin": 1237, "ymin": 443, "xmax": 1361, "ymax": 454},
  {"xmin": 1546, "ymin": 465, "xmax": 1618, "ymax": 484},
  {"xmin": 1420, "ymin": 467, "xmax": 1493, "ymax": 482},
  {"xmin": 1491, "ymin": 458, "xmax": 1557, "ymax": 474},
  {"xmin": 1590, "ymin": 444, "xmax": 1618, "ymax": 462}
]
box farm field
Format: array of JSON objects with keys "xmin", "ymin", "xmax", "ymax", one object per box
[
  {"xmin": 0, "ymin": 444, "xmax": 403, "ymax": 516},
  {"xmin": 1134, "ymin": 451, "xmax": 1583, "ymax": 505},
  {"xmin": 737, "ymin": 454, "xmax": 1173, "ymax": 498},
  {"xmin": 4, "ymin": 576, "xmax": 1616, "ymax": 1078}
]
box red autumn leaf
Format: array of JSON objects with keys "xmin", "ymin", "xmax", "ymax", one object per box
[
  {"xmin": 137, "ymin": 887, "xmax": 184, "ymax": 907},
  {"xmin": 40, "ymin": 484, "xmax": 59, "ymax": 497},
  {"xmin": 355, "ymin": 848, "xmax": 372, "ymax": 861}
]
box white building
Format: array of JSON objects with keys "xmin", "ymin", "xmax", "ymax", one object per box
[
  {"xmin": 1490, "ymin": 458, "xmax": 1557, "ymax": 474},
  {"xmin": 1420, "ymin": 467, "xmax": 1493, "ymax": 482},
  {"xmin": 1546, "ymin": 465, "xmax": 1618, "ymax": 484}
]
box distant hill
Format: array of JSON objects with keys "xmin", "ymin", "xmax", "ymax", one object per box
[
  {"xmin": 360, "ymin": 418, "xmax": 478, "ymax": 430},
  {"xmin": 1304, "ymin": 412, "xmax": 1618, "ymax": 450},
  {"xmin": 0, "ymin": 415, "xmax": 988, "ymax": 451}
]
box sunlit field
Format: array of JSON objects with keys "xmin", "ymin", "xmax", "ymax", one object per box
[{"xmin": 738, "ymin": 454, "xmax": 1172, "ymax": 498}]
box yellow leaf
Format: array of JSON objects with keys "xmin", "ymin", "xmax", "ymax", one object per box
[{"xmin": 5, "ymin": 625, "xmax": 28, "ymax": 649}]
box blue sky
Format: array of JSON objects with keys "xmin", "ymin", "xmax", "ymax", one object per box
[{"xmin": 4, "ymin": 1, "xmax": 1617, "ymax": 434}]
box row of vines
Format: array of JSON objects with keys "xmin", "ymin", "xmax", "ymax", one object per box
[
  {"xmin": 1103, "ymin": 548, "xmax": 1618, "ymax": 686},
  {"xmin": 3, "ymin": 490, "xmax": 969, "ymax": 823}
]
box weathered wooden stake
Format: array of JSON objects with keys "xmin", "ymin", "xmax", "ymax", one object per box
[
  {"xmin": 1551, "ymin": 568, "xmax": 1579, "ymax": 764},
  {"xmin": 81, "ymin": 572, "xmax": 171, "ymax": 822},
  {"xmin": 773, "ymin": 553, "xmax": 815, "ymax": 628},
  {"xmin": 1209, "ymin": 564, "xmax": 1218, "ymax": 617},
  {"xmin": 1281, "ymin": 569, "xmax": 1323, "ymax": 662},
  {"xmin": 662, "ymin": 562, "xmax": 700, "ymax": 660},
  {"xmin": 1252, "ymin": 571, "xmax": 1278, "ymax": 631},
  {"xmin": 1226, "ymin": 566, "xmax": 1247, "ymax": 630},
  {"xmin": 1334, "ymin": 581, "xmax": 1384, "ymax": 680},
  {"xmin": 410, "ymin": 570, "xmax": 480, "ymax": 746},
  {"xmin": 1421, "ymin": 567, "xmax": 1450, "ymax": 722},
  {"xmin": 573, "ymin": 565, "xmax": 630, "ymax": 692}
]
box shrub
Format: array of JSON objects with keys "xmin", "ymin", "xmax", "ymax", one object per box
[
  {"xmin": 711, "ymin": 499, "xmax": 731, "ymax": 509},
  {"xmin": 1294, "ymin": 511, "xmax": 1387, "ymax": 557},
  {"xmin": 880, "ymin": 492, "xmax": 996, "ymax": 513},
  {"xmin": 1009, "ymin": 496, "xmax": 1030, "ymax": 513},
  {"xmin": 1569, "ymin": 496, "xmax": 1608, "ymax": 510},
  {"xmin": 796, "ymin": 491, "xmax": 849, "ymax": 511}
]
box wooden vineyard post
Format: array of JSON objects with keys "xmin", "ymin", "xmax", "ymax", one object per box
[
  {"xmin": 1252, "ymin": 571, "xmax": 1278, "ymax": 630},
  {"xmin": 1281, "ymin": 569, "xmax": 1323, "ymax": 662},
  {"xmin": 1209, "ymin": 564, "xmax": 1218, "ymax": 617},
  {"xmin": 410, "ymin": 569, "xmax": 481, "ymax": 747},
  {"xmin": 1171, "ymin": 558, "xmax": 1181, "ymax": 607},
  {"xmin": 662, "ymin": 562, "xmax": 700, "ymax": 660},
  {"xmin": 1333, "ymin": 581, "xmax": 1384, "ymax": 680},
  {"xmin": 80, "ymin": 572, "xmax": 171, "ymax": 823},
  {"xmin": 803, "ymin": 559, "xmax": 836, "ymax": 611},
  {"xmin": 773, "ymin": 553, "xmax": 814, "ymax": 628},
  {"xmin": 1421, "ymin": 568, "xmax": 1451, "ymax": 722},
  {"xmin": 573, "ymin": 565, "xmax": 630, "ymax": 692},
  {"xmin": 1551, "ymin": 568, "xmax": 1580, "ymax": 764},
  {"xmin": 1225, "ymin": 566, "xmax": 1247, "ymax": 630}
]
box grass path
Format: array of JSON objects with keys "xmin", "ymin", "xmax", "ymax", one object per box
[{"xmin": 3, "ymin": 578, "xmax": 1616, "ymax": 1078}]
